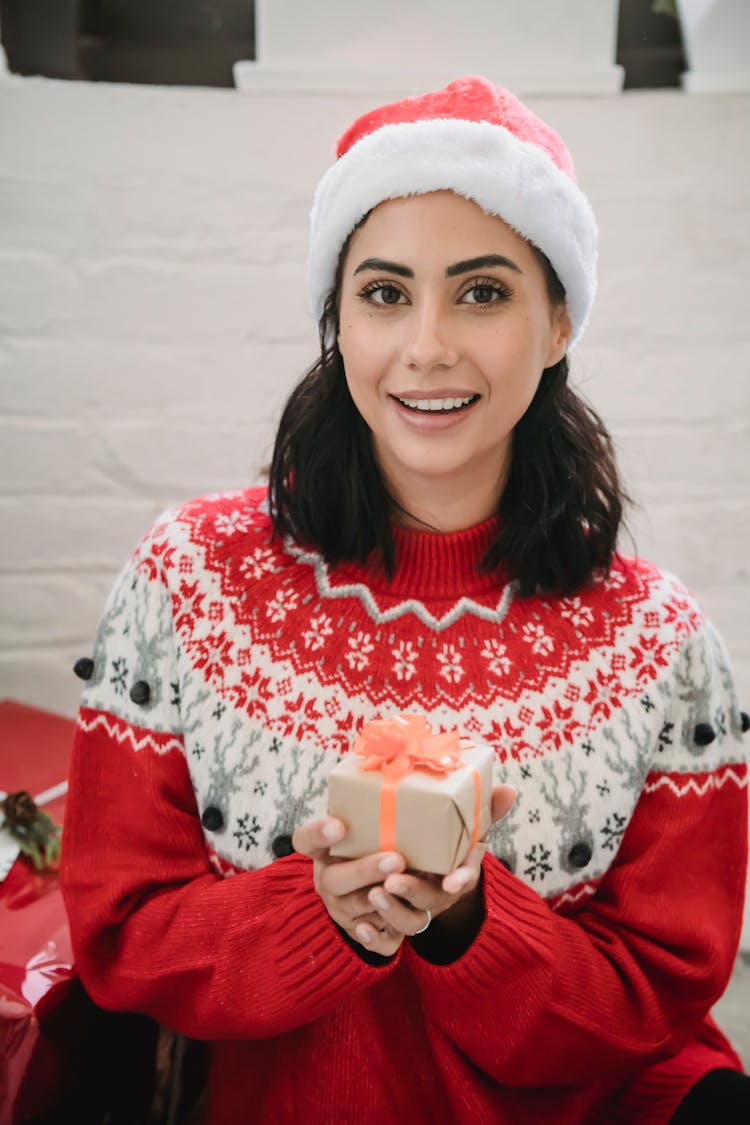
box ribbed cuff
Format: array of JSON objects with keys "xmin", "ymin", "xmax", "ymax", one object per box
[
  {"xmin": 605, "ymin": 1046, "xmax": 743, "ymax": 1125},
  {"xmin": 259, "ymin": 854, "xmax": 403, "ymax": 1019},
  {"xmin": 404, "ymin": 854, "xmax": 557, "ymax": 1006}
]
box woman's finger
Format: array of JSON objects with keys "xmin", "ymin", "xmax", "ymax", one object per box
[
  {"xmin": 346, "ymin": 908, "xmax": 384, "ymax": 931},
  {"xmin": 352, "ymin": 920, "xmax": 404, "ymax": 957},
  {"xmin": 381, "ymin": 848, "xmax": 483, "ymax": 902},
  {"xmin": 367, "ymin": 886, "xmax": 433, "ymax": 937},
  {"xmin": 442, "ymin": 857, "xmax": 482, "ymax": 896},
  {"xmin": 440, "ymin": 838, "xmax": 487, "ymax": 893},
  {"xmin": 328, "ymin": 893, "xmax": 381, "ymax": 928},
  {"xmin": 320, "ymin": 850, "xmax": 405, "ymax": 897},
  {"xmin": 378, "ymin": 846, "xmax": 486, "ymax": 933},
  {"xmin": 490, "ymin": 783, "xmax": 517, "ymax": 824},
  {"xmin": 292, "ymin": 817, "xmax": 346, "ymax": 860}
]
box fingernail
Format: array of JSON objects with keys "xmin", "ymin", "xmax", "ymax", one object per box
[
  {"xmin": 386, "ymin": 881, "xmax": 407, "ymax": 897},
  {"xmin": 356, "ymin": 924, "xmax": 373, "ymax": 944},
  {"xmin": 370, "ymin": 891, "xmax": 389, "ymax": 911},
  {"xmin": 323, "ymin": 821, "xmax": 343, "ymax": 842},
  {"xmin": 445, "ymin": 871, "xmax": 469, "ymax": 893},
  {"xmin": 379, "ymin": 854, "xmax": 401, "ymax": 873}
]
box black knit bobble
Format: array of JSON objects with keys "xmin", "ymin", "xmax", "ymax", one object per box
[
  {"xmin": 129, "ymin": 680, "xmax": 151, "ymax": 705},
  {"xmin": 201, "ymin": 807, "xmax": 224, "ymax": 832},
  {"xmin": 272, "ymin": 834, "xmax": 295, "ymax": 859},
  {"xmin": 568, "ymin": 842, "xmax": 592, "ymax": 869},
  {"xmin": 73, "ymin": 657, "xmax": 95, "ymax": 681},
  {"xmin": 693, "ymin": 723, "xmax": 716, "ymax": 747},
  {"xmin": 741, "ymin": 712, "xmax": 750, "ymax": 733}
]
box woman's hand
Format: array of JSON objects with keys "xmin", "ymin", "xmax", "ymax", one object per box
[
  {"xmin": 292, "ymin": 817, "xmax": 408, "ymax": 958},
  {"xmin": 292, "ymin": 784, "xmax": 516, "ymax": 956},
  {"xmin": 372, "ymin": 784, "xmax": 517, "ymax": 941}
]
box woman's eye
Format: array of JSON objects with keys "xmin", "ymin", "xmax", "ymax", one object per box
[
  {"xmin": 463, "ymin": 284, "xmax": 505, "ymax": 305},
  {"xmin": 358, "ymin": 283, "xmax": 406, "ymax": 306},
  {"xmin": 368, "ymin": 285, "xmax": 404, "ymax": 305}
]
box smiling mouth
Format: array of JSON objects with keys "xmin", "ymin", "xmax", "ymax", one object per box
[{"xmin": 393, "ymin": 394, "xmax": 479, "ymax": 413}]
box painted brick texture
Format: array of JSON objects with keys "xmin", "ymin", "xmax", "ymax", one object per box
[{"xmin": 0, "ymin": 77, "xmax": 747, "ymax": 739}]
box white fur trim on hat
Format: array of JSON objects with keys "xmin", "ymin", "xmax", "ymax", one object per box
[{"xmin": 308, "ymin": 118, "xmax": 597, "ymax": 350}]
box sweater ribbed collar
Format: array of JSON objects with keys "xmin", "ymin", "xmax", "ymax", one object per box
[{"xmin": 353, "ymin": 516, "xmax": 507, "ymax": 601}]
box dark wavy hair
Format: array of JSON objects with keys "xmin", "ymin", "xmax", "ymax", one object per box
[{"xmin": 269, "ymin": 238, "xmax": 627, "ymax": 597}]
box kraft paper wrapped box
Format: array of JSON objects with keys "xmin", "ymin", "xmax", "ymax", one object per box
[{"xmin": 327, "ymin": 714, "xmax": 493, "ymax": 875}]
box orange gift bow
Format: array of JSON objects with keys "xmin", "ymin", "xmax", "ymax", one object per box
[
  {"xmin": 353, "ymin": 713, "xmax": 464, "ymax": 778},
  {"xmin": 352, "ymin": 714, "xmax": 482, "ymax": 858}
]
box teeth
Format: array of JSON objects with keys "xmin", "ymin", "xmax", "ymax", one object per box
[{"xmin": 397, "ymin": 395, "xmax": 475, "ymax": 412}]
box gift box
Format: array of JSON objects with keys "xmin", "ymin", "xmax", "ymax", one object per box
[
  {"xmin": 327, "ymin": 714, "xmax": 493, "ymax": 875},
  {"xmin": 0, "ymin": 700, "xmax": 163, "ymax": 1123},
  {"xmin": 0, "ymin": 699, "xmax": 75, "ymax": 1121}
]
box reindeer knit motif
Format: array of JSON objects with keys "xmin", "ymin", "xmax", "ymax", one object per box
[{"xmin": 61, "ymin": 487, "xmax": 749, "ymax": 1125}]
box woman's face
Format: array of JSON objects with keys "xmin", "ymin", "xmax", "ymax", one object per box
[{"xmin": 337, "ymin": 190, "xmax": 570, "ymax": 527}]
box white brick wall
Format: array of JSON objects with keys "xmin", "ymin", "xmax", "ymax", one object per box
[
  {"xmin": 3, "ymin": 77, "xmax": 746, "ymax": 709},
  {"xmin": 0, "ymin": 73, "xmax": 748, "ymax": 936}
]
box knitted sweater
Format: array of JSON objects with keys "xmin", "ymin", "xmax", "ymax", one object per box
[{"xmin": 60, "ymin": 486, "xmax": 749, "ymax": 1125}]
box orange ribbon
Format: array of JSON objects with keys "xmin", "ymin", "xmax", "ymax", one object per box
[{"xmin": 352, "ymin": 714, "xmax": 482, "ymax": 858}]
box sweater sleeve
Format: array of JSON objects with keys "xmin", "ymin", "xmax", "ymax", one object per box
[
  {"xmin": 404, "ymin": 619, "xmax": 749, "ymax": 1087},
  {"xmin": 60, "ymin": 533, "xmax": 400, "ymax": 1042}
]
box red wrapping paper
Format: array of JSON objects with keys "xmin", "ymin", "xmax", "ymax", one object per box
[{"xmin": 0, "ymin": 700, "xmax": 74, "ymax": 1122}]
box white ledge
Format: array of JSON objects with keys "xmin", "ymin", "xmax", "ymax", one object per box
[
  {"xmin": 681, "ymin": 69, "xmax": 750, "ymax": 93},
  {"xmin": 233, "ymin": 63, "xmax": 625, "ymax": 98}
]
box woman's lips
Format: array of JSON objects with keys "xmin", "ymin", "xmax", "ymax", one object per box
[
  {"xmin": 391, "ymin": 392, "xmax": 479, "ymax": 412},
  {"xmin": 389, "ymin": 392, "xmax": 480, "ymax": 429}
]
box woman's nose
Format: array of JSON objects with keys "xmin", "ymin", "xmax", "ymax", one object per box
[{"xmin": 400, "ymin": 303, "xmax": 458, "ymax": 371}]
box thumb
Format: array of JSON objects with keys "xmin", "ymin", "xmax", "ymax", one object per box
[
  {"xmin": 292, "ymin": 817, "xmax": 346, "ymax": 860},
  {"xmin": 490, "ymin": 784, "xmax": 517, "ymax": 824}
]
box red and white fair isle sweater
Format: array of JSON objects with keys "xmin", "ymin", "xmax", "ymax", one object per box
[{"xmin": 61, "ymin": 487, "xmax": 748, "ymax": 1125}]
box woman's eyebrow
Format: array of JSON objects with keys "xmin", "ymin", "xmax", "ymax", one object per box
[
  {"xmin": 446, "ymin": 254, "xmax": 522, "ymax": 277},
  {"xmin": 353, "ymin": 257, "xmax": 414, "ymax": 278},
  {"xmin": 351, "ymin": 253, "xmax": 522, "ymax": 279}
]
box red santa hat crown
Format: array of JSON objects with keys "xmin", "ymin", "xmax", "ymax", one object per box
[{"xmin": 309, "ymin": 76, "xmax": 597, "ymax": 349}]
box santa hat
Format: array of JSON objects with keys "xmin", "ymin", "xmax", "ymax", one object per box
[{"xmin": 308, "ymin": 76, "xmax": 597, "ymax": 349}]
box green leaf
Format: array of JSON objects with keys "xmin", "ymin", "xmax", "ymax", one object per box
[
  {"xmin": 19, "ymin": 839, "xmax": 44, "ymax": 870},
  {"xmin": 3, "ymin": 807, "xmax": 62, "ymax": 871}
]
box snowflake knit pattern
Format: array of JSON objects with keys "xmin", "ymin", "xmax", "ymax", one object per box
[{"xmin": 61, "ymin": 486, "xmax": 749, "ymax": 1125}]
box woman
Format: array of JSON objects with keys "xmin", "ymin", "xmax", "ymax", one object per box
[{"xmin": 61, "ymin": 77, "xmax": 749, "ymax": 1123}]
